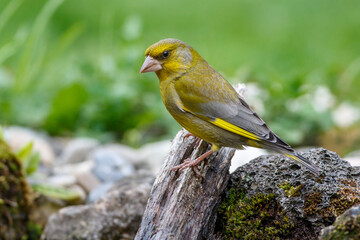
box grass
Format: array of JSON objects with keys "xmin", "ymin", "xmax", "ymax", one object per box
[{"xmin": 0, "ymin": 0, "xmax": 359, "ymax": 149}]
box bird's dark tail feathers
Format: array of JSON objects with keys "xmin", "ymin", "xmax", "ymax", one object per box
[
  {"xmin": 253, "ymin": 134, "xmax": 320, "ymax": 175},
  {"xmin": 284, "ymin": 152, "xmax": 320, "ymax": 175}
]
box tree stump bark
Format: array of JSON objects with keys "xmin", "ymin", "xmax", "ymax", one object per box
[{"xmin": 135, "ymin": 129, "xmax": 236, "ymax": 240}]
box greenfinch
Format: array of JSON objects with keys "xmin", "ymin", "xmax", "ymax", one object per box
[{"xmin": 140, "ymin": 39, "xmax": 319, "ymax": 175}]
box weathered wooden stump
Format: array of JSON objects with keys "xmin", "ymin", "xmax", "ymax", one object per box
[{"xmin": 135, "ymin": 129, "xmax": 236, "ymax": 240}]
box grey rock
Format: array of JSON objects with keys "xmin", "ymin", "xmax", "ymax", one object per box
[
  {"xmin": 3, "ymin": 126, "xmax": 55, "ymax": 166},
  {"xmin": 91, "ymin": 148, "xmax": 135, "ymax": 182},
  {"xmin": 216, "ymin": 148, "xmax": 360, "ymax": 240},
  {"xmin": 109, "ymin": 169, "xmax": 154, "ymax": 192},
  {"xmin": 41, "ymin": 170, "xmax": 154, "ymax": 240},
  {"xmin": 29, "ymin": 195, "xmax": 67, "ymax": 227},
  {"xmin": 320, "ymin": 204, "xmax": 360, "ymax": 240},
  {"xmin": 53, "ymin": 159, "xmax": 94, "ymax": 176},
  {"xmin": 59, "ymin": 138, "xmax": 99, "ymax": 164},
  {"xmin": 47, "ymin": 175, "xmax": 77, "ymax": 187},
  {"xmin": 67, "ymin": 184, "xmax": 87, "ymax": 203},
  {"xmin": 27, "ymin": 172, "xmax": 49, "ymax": 186},
  {"xmin": 87, "ymin": 182, "xmax": 114, "ymax": 203},
  {"xmin": 48, "ymin": 137, "xmax": 70, "ymax": 158},
  {"xmin": 96, "ymin": 144, "xmax": 144, "ymax": 168},
  {"xmin": 76, "ymin": 171, "xmax": 101, "ymax": 193}
]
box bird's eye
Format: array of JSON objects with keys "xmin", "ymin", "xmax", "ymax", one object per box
[{"xmin": 162, "ymin": 51, "xmax": 169, "ymax": 58}]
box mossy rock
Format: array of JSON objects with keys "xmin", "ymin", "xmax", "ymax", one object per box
[
  {"xmin": 218, "ymin": 189, "xmax": 293, "ymax": 240},
  {"xmin": 0, "ymin": 138, "xmax": 33, "ymax": 239},
  {"xmin": 216, "ymin": 148, "xmax": 360, "ymax": 240},
  {"xmin": 320, "ymin": 205, "xmax": 360, "ymax": 240}
]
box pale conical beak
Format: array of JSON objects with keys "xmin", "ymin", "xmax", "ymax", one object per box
[{"xmin": 140, "ymin": 56, "xmax": 162, "ymax": 73}]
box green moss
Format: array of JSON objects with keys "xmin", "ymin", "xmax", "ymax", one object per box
[
  {"xmin": 23, "ymin": 222, "xmax": 42, "ymax": 240},
  {"xmin": 278, "ymin": 181, "xmax": 303, "ymax": 197},
  {"xmin": 304, "ymin": 181, "xmax": 360, "ymax": 220},
  {"xmin": 0, "ymin": 176, "xmax": 9, "ymax": 191},
  {"xmin": 9, "ymin": 162, "xmax": 19, "ymax": 172},
  {"xmin": 333, "ymin": 217, "xmax": 360, "ymax": 239},
  {"xmin": 218, "ymin": 188, "xmax": 293, "ymax": 240},
  {"xmin": 321, "ymin": 211, "xmax": 360, "ymax": 240},
  {"xmin": 330, "ymin": 186, "xmax": 360, "ymax": 217},
  {"xmin": 303, "ymin": 188, "xmax": 322, "ymax": 216},
  {"xmin": 278, "ymin": 181, "xmax": 291, "ymax": 191},
  {"xmin": 314, "ymin": 175, "xmax": 325, "ymax": 184},
  {"xmin": 0, "ymin": 139, "xmax": 32, "ymax": 239},
  {"xmin": 0, "ymin": 162, "xmax": 6, "ymax": 170}
]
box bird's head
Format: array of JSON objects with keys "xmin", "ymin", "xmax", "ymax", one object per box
[{"xmin": 140, "ymin": 39, "xmax": 196, "ymax": 80}]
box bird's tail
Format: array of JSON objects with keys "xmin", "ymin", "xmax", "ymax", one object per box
[
  {"xmin": 284, "ymin": 152, "xmax": 320, "ymax": 175},
  {"xmin": 253, "ymin": 132, "xmax": 320, "ymax": 175}
]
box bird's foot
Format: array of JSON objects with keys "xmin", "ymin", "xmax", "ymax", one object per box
[
  {"xmin": 171, "ymin": 158, "xmax": 196, "ymax": 172},
  {"xmin": 171, "ymin": 158, "xmax": 204, "ymax": 178},
  {"xmin": 171, "ymin": 149, "xmax": 214, "ymax": 178}
]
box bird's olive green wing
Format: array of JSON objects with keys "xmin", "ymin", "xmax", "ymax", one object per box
[{"xmin": 174, "ymin": 69, "xmax": 291, "ymax": 150}]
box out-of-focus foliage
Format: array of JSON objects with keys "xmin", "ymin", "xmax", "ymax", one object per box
[
  {"xmin": 16, "ymin": 141, "xmax": 40, "ymax": 175},
  {"xmin": 0, "ymin": 0, "xmax": 359, "ymax": 149}
]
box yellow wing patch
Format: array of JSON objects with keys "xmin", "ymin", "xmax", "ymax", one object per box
[
  {"xmin": 285, "ymin": 154, "xmax": 300, "ymax": 162},
  {"xmin": 211, "ymin": 118, "xmax": 260, "ymax": 140},
  {"xmin": 180, "ymin": 105, "xmax": 260, "ymax": 141}
]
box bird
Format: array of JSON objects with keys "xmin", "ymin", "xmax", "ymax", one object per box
[{"xmin": 140, "ymin": 38, "xmax": 319, "ymax": 175}]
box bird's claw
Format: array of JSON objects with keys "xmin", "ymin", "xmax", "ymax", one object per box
[
  {"xmin": 191, "ymin": 166, "xmax": 204, "ymax": 178},
  {"xmin": 171, "ymin": 158, "xmax": 194, "ymax": 172},
  {"xmin": 171, "ymin": 158, "xmax": 204, "ymax": 178},
  {"xmin": 184, "ymin": 133, "xmax": 195, "ymax": 139}
]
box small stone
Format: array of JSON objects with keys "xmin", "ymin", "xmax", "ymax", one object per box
[
  {"xmin": 48, "ymin": 175, "xmax": 77, "ymax": 187},
  {"xmin": 29, "ymin": 195, "xmax": 67, "ymax": 227},
  {"xmin": 87, "ymin": 182, "xmax": 114, "ymax": 203},
  {"xmin": 3, "ymin": 126, "xmax": 55, "ymax": 166},
  {"xmin": 320, "ymin": 204, "xmax": 360, "ymax": 240},
  {"xmin": 91, "ymin": 148, "xmax": 135, "ymax": 182},
  {"xmin": 68, "ymin": 184, "xmax": 87, "ymax": 203},
  {"xmin": 53, "ymin": 159, "xmax": 94, "ymax": 176},
  {"xmin": 97, "ymin": 144, "xmax": 143, "ymax": 168},
  {"xmin": 110, "ymin": 169, "xmax": 155, "ymax": 192},
  {"xmin": 48, "ymin": 137, "xmax": 70, "ymax": 157},
  {"xmin": 41, "ymin": 171, "xmax": 155, "ymax": 240},
  {"xmin": 59, "ymin": 138, "xmax": 99, "ymax": 164},
  {"xmin": 76, "ymin": 171, "xmax": 101, "ymax": 193},
  {"xmin": 27, "ymin": 172, "xmax": 49, "ymax": 186}
]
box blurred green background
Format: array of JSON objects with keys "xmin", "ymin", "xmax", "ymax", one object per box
[{"xmin": 1, "ymin": 0, "xmax": 360, "ymax": 154}]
